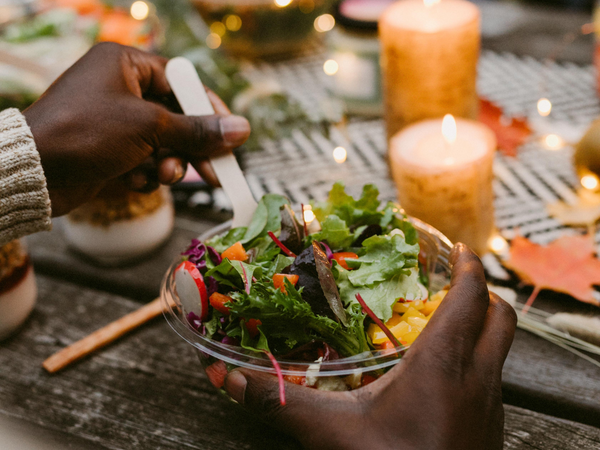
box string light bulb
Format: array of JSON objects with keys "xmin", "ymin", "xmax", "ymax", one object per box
[
  {"xmin": 581, "ymin": 174, "xmax": 599, "ymax": 190},
  {"xmin": 323, "ymin": 59, "xmax": 339, "ymax": 76},
  {"xmin": 489, "ymin": 234, "xmax": 508, "ymax": 254},
  {"xmin": 314, "ymin": 14, "xmax": 335, "ymax": 32},
  {"xmin": 333, "ymin": 146, "xmax": 347, "ymax": 163},
  {"xmin": 537, "ymin": 98, "xmax": 552, "ymax": 117},
  {"xmin": 303, "ymin": 206, "xmax": 316, "ymax": 224},
  {"xmin": 543, "ymin": 134, "xmax": 564, "ymax": 150},
  {"xmin": 130, "ymin": 1, "xmax": 149, "ymax": 20},
  {"xmin": 275, "ymin": 0, "xmax": 292, "ymax": 7}
]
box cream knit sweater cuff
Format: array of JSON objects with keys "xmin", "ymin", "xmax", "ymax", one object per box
[{"xmin": 0, "ymin": 108, "xmax": 52, "ymax": 247}]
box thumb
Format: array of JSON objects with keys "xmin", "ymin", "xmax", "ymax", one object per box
[
  {"xmin": 158, "ymin": 112, "xmax": 250, "ymax": 157},
  {"xmin": 224, "ymin": 369, "xmax": 357, "ymax": 444}
]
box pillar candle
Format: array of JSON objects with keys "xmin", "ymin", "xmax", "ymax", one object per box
[
  {"xmin": 380, "ymin": 0, "xmax": 480, "ymax": 141},
  {"xmin": 389, "ymin": 116, "xmax": 496, "ymax": 255}
]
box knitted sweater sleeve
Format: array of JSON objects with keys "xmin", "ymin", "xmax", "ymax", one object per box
[{"xmin": 0, "ymin": 108, "xmax": 52, "ymax": 247}]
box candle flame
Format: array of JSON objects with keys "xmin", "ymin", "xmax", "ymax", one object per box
[
  {"xmin": 442, "ymin": 114, "xmax": 457, "ymax": 145},
  {"xmin": 423, "ymin": 0, "xmax": 441, "ymax": 7}
]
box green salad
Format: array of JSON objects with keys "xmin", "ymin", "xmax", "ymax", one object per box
[{"xmin": 175, "ymin": 182, "xmax": 435, "ymax": 366}]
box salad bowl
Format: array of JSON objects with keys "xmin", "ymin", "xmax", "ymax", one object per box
[{"xmin": 161, "ymin": 211, "xmax": 452, "ymax": 397}]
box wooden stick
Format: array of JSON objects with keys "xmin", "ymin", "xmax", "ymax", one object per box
[{"xmin": 43, "ymin": 296, "xmax": 174, "ymax": 374}]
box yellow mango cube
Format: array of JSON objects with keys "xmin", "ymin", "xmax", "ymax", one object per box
[
  {"xmin": 430, "ymin": 290, "xmax": 448, "ymax": 303},
  {"xmin": 421, "ymin": 299, "xmax": 442, "ymax": 316},
  {"xmin": 393, "ymin": 299, "xmax": 424, "ymax": 314},
  {"xmin": 401, "ymin": 330, "xmax": 421, "ymax": 345},
  {"xmin": 406, "ymin": 316, "xmax": 428, "ymax": 332},
  {"xmin": 401, "ymin": 306, "xmax": 426, "ymax": 322},
  {"xmin": 368, "ymin": 317, "xmax": 412, "ymax": 345}
]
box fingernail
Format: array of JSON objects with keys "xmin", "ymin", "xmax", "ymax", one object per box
[
  {"xmin": 171, "ymin": 163, "xmax": 184, "ymax": 184},
  {"xmin": 449, "ymin": 242, "xmax": 466, "ymax": 267},
  {"xmin": 220, "ymin": 115, "xmax": 250, "ymax": 147},
  {"xmin": 224, "ymin": 370, "xmax": 247, "ymax": 404}
]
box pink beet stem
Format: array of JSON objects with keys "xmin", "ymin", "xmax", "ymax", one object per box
[
  {"xmin": 521, "ymin": 285, "xmax": 541, "ymax": 315},
  {"xmin": 264, "ymin": 351, "xmax": 286, "ymax": 406},
  {"xmin": 355, "ymin": 293, "xmax": 402, "ymax": 349},
  {"xmin": 268, "ymin": 231, "xmax": 297, "ymax": 257}
]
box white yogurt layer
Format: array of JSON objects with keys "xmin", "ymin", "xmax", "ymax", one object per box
[
  {"xmin": 63, "ymin": 200, "xmax": 174, "ymax": 265},
  {"xmin": 0, "ymin": 266, "xmax": 37, "ymax": 341}
]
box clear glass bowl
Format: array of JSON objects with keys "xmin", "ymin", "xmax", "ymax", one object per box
[
  {"xmin": 161, "ymin": 216, "xmax": 452, "ymax": 396},
  {"xmin": 190, "ymin": 0, "xmax": 332, "ymax": 58}
]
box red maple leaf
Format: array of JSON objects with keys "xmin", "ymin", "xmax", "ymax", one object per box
[
  {"xmin": 503, "ymin": 234, "xmax": 600, "ymax": 312},
  {"xmin": 478, "ymin": 98, "xmax": 532, "ymax": 157}
]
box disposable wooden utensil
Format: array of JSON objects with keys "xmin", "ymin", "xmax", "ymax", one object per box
[
  {"xmin": 43, "ymin": 296, "xmax": 174, "ymax": 373},
  {"xmin": 166, "ymin": 57, "xmax": 258, "ymax": 228}
]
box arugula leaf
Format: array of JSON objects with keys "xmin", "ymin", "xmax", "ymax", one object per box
[
  {"xmin": 228, "ymin": 280, "xmax": 369, "ymax": 356},
  {"xmin": 336, "ymin": 266, "xmax": 422, "ymax": 322},
  {"xmin": 346, "ymin": 234, "xmax": 419, "ymax": 286},
  {"xmin": 240, "ymin": 322, "xmax": 270, "ymax": 353},
  {"xmin": 311, "ymin": 214, "xmax": 353, "ymax": 250},
  {"xmin": 206, "ymin": 259, "xmax": 262, "ymax": 291},
  {"xmin": 242, "ymin": 194, "xmax": 290, "ymax": 243},
  {"xmin": 242, "ymin": 200, "xmax": 268, "ymax": 243}
]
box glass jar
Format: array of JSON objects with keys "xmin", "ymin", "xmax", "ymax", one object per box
[
  {"xmin": 326, "ymin": 0, "xmax": 394, "ymax": 116},
  {"xmin": 0, "ymin": 239, "xmax": 37, "ymax": 341},
  {"xmin": 63, "ymin": 186, "xmax": 175, "ymax": 266}
]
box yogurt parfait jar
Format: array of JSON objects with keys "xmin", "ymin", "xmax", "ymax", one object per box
[
  {"xmin": 63, "ymin": 186, "xmax": 175, "ymax": 265},
  {"xmin": 0, "ymin": 239, "xmax": 37, "ymax": 341}
]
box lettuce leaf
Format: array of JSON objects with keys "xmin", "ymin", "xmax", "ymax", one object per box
[
  {"xmin": 313, "ymin": 182, "xmax": 382, "ymax": 229},
  {"xmin": 311, "ymin": 214, "xmax": 353, "ymax": 250},
  {"xmin": 336, "ymin": 266, "xmax": 422, "ymax": 322},
  {"xmin": 346, "ymin": 234, "xmax": 419, "ymax": 286}
]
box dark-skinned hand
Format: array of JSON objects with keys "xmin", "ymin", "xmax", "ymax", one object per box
[
  {"xmin": 23, "ymin": 42, "xmax": 250, "ymax": 216},
  {"xmin": 224, "ymin": 243, "xmax": 517, "ymax": 450}
]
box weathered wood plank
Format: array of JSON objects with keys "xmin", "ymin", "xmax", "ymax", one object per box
[{"xmin": 0, "ymin": 276, "xmax": 598, "ymax": 449}]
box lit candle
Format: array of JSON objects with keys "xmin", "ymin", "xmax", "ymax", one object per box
[
  {"xmin": 379, "ymin": 0, "xmax": 480, "ymax": 141},
  {"xmin": 389, "ymin": 116, "xmax": 496, "ymax": 255}
]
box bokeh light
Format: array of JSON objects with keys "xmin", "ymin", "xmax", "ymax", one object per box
[
  {"xmin": 543, "ymin": 134, "xmax": 563, "ymax": 150},
  {"xmin": 581, "ymin": 174, "xmax": 599, "ymax": 190},
  {"xmin": 275, "ymin": 0, "xmax": 292, "ymax": 7},
  {"xmin": 130, "ymin": 1, "xmax": 149, "ymax": 20},
  {"xmin": 489, "ymin": 235, "xmax": 508, "ymax": 254},
  {"xmin": 210, "ymin": 22, "xmax": 226, "ymax": 37},
  {"xmin": 323, "ymin": 59, "xmax": 339, "ymax": 75},
  {"xmin": 333, "ymin": 146, "xmax": 347, "ymax": 164},
  {"xmin": 225, "ymin": 14, "xmax": 242, "ymax": 31},
  {"xmin": 206, "ymin": 33, "xmax": 222, "ymax": 49},
  {"xmin": 314, "ymin": 14, "xmax": 335, "ymax": 32},
  {"xmin": 537, "ymin": 98, "xmax": 552, "ymax": 117},
  {"xmin": 303, "ymin": 206, "xmax": 316, "ymax": 224}
]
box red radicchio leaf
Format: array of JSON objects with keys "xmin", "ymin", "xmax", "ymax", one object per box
[{"xmin": 314, "ymin": 242, "xmax": 349, "ymax": 326}]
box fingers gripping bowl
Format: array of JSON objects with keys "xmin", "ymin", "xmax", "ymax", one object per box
[{"xmin": 161, "ymin": 184, "xmax": 452, "ymax": 398}]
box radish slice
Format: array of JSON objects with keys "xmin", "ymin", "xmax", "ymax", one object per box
[{"xmin": 175, "ymin": 261, "xmax": 209, "ymax": 321}]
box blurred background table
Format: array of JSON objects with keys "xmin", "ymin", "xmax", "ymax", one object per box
[{"xmin": 1, "ymin": 0, "xmax": 600, "ymax": 448}]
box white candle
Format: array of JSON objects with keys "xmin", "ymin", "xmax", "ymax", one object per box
[
  {"xmin": 380, "ymin": 0, "xmax": 480, "ymax": 140},
  {"xmin": 389, "ymin": 116, "xmax": 496, "ymax": 255}
]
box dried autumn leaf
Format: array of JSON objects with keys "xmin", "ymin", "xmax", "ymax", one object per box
[
  {"xmin": 478, "ymin": 98, "xmax": 532, "ymax": 157},
  {"xmin": 503, "ymin": 234, "xmax": 600, "ymax": 312},
  {"xmin": 547, "ymin": 190, "xmax": 600, "ymax": 228}
]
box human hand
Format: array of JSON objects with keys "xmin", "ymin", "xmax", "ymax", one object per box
[
  {"xmin": 23, "ymin": 42, "xmax": 250, "ymax": 216},
  {"xmin": 223, "ymin": 243, "xmax": 517, "ymax": 450}
]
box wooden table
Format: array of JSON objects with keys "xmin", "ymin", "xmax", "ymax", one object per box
[
  {"xmin": 0, "ymin": 213, "xmax": 598, "ymax": 449},
  {"xmin": 2, "ymin": 2, "xmax": 600, "ymax": 448}
]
